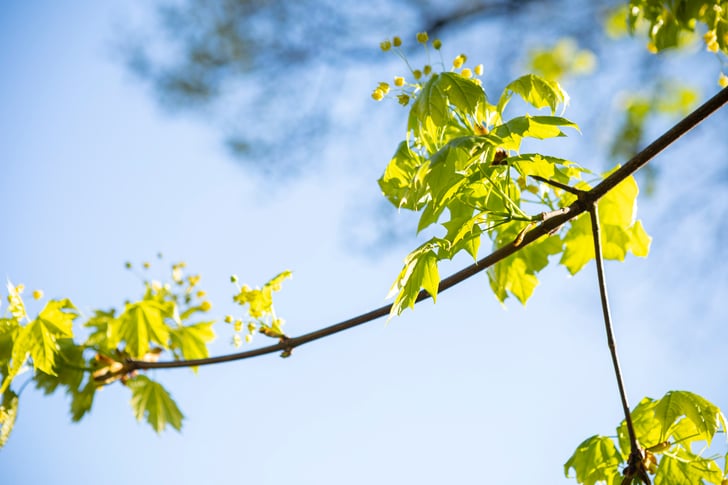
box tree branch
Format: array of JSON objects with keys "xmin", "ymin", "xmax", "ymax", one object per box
[
  {"xmin": 588, "ymin": 203, "xmax": 648, "ymax": 483},
  {"xmin": 128, "ymin": 86, "xmax": 728, "ymax": 372}
]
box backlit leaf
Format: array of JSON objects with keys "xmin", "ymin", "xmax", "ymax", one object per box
[
  {"xmin": 388, "ymin": 239, "xmax": 444, "ymax": 315},
  {"xmin": 115, "ymin": 300, "xmax": 174, "ymax": 358},
  {"xmin": 379, "ymin": 141, "xmax": 428, "ymax": 210},
  {"xmin": 126, "ymin": 375, "xmax": 183, "ymax": 433},
  {"xmin": 170, "ymin": 321, "xmax": 216, "ymax": 363},
  {"xmin": 564, "ymin": 435, "xmax": 622, "ymax": 485},
  {"xmin": 0, "ymin": 389, "xmax": 19, "ymax": 449},
  {"xmin": 655, "ymin": 448, "xmax": 723, "ymax": 485},
  {"xmin": 498, "ymin": 74, "xmax": 569, "ymax": 115},
  {"xmin": 653, "ymin": 390, "xmax": 726, "ymax": 446}
]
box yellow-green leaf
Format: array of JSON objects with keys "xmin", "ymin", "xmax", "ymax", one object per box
[
  {"xmin": 126, "ymin": 375, "xmax": 183, "ymax": 433},
  {"xmin": 0, "ymin": 389, "xmax": 19, "ymax": 449},
  {"xmin": 170, "ymin": 322, "xmax": 215, "ymax": 363},
  {"xmin": 116, "ymin": 300, "xmax": 174, "ymax": 358},
  {"xmin": 564, "ymin": 435, "xmax": 622, "ymax": 485}
]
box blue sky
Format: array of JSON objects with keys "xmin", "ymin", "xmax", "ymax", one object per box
[{"xmin": 1, "ymin": 2, "xmax": 727, "ymax": 484}]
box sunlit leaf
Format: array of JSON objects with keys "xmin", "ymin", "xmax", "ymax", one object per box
[
  {"xmin": 126, "ymin": 375, "xmax": 183, "ymax": 433},
  {"xmin": 653, "ymin": 390, "xmax": 726, "ymax": 446},
  {"xmin": 379, "ymin": 141, "xmax": 428, "ymax": 210},
  {"xmin": 388, "ymin": 239, "xmax": 444, "ymax": 315},
  {"xmin": 655, "ymin": 448, "xmax": 723, "ymax": 485},
  {"xmin": 170, "ymin": 322, "xmax": 215, "ymax": 364},
  {"xmin": 0, "ymin": 389, "xmax": 19, "ymax": 449},
  {"xmin": 83, "ymin": 309, "xmax": 117, "ymax": 350},
  {"xmin": 564, "ymin": 435, "xmax": 622, "ymax": 485},
  {"xmin": 115, "ymin": 300, "xmax": 174, "ymax": 358},
  {"xmin": 498, "ymin": 74, "xmax": 569, "ymax": 115}
]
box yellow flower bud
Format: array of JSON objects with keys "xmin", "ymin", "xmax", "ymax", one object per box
[
  {"xmin": 474, "ymin": 64, "xmax": 484, "ymax": 76},
  {"xmin": 461, "ymin": 68, "xmax": 473, "ymax": 78},
  {"xmin": 453, "ymin": 55, "xmax": 465, "ymax": 68},
  {"xmin": 232, "ymin": 334, "xmax": 242, "ymax": 348},
  {"xmin": 143, "ymin": 262, "xmax": 150, "ymax": 269},
  {"xmin": 245, "ymin": 334, "xmax": 253, "ymax": 344},
  {"xmin": 224, "ymin": 315, "xmax": 233, "ymax": 323},
  {"xmin": 234, "ymin": 320, "xmax": 242, "ymax": 332},
  {"xmin": 200, "ymin": 300, "xmax": 212, "ymax": 312},
  {"xmin": 394, "ymin": 76, "xmax": 405, "ymax": 87},
  {"xmin": 371, "ymin": 88, "xmax": 385, "ymax": 101},
  {"xmin": 416, "ymin": 32, "xmax": 429, "ymax": 44},
  {"xmin": 423, "ymin": 65, "xmax": 432, "ymax": 75},
  {"xmin": 380, "ymin": 40, "xmax": 392, "ymax": 51},
  {"xmin": 230, "ymin": 274, "xmax": 238, "ymax": 283},
  {"xmin": 647, "ymin": 41, "xmax": 657, "ymax": 53},
  {"xmin": 413, "ymin": 69, "xmax": 422, "ymax": 80},
  {"xmin": 32, "ymin": 290, "xmax": 43, "ymax": 300},
  {"xmin": 196, "ymin": 290, "xmax": 206, "ymax": 298},
  {"xmin": 378, "ymin": 82, "xmax": 390, "ymax": 94},
  {"xmin": 719, "ymin": 72, "xmax": 728, "ymax": 88},
  {"xmin": 393, "ymin": 36, "xmax": 402, "ymax": 47},
  {"xmin": 397, "ymin": 94, "xmax": 410, "ymax": 106},
  {"xmin": 433, "ymin": 39, "xmax": 442, "ymax": 50},
  {"xmin": 15, "ymin": 284, "xmax": 24, "ymax": 293}
]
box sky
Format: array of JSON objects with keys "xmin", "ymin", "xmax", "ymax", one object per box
[{"xmin": 1, "ymin": 2, "xmax": 727, "ymax": 484}]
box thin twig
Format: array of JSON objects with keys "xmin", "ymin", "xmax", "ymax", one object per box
[
  {"xmin": 530, "ymin": 175, "xmax": 584, "ymax": 195},
  {"xmin": 128, "ymin": 86, "xmax": 728, "ymax": 372},
  {"xmin": 589, "ymin": 204, "xmax": 650, "ymax": 484}
]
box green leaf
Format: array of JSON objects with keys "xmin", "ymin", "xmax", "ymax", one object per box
[
  {"xmin": 34, "ymin": 338, "xmax": 86, "ymax": 395},
  {"xmin": 126, "ymin": 375, "xmax": 183, "ymax": 433},
  {"xmin": 379, "ymin": 142, "xmax": 428, "ymax": 210},
  {"xmin": 408, "ymin": 72, "xmax": 487, "ymax": 139},
  {"xmin": 436, "ymin": 72, "xmax": 487, "ymax": 119},
  {"xmin": 83, "ymin": 309, "xmax": 116, "ymax": 350},
  {"xmin": 115, "ymin": 300, "xmax": 174, "ymax": 358},
  {"xmin": 70, "ymin": 379, "xmax": 96, "ymax": 422},
  {"xmin": 561, "ymin": 174, "xmax": 650, "ymax": 275},
  {"xmin": 564, "ymin": 435, "xmax": 622, "ymax": 485},
  {"xmin": 653, "ymin": 391, "xmax": 726, "ymax": 446},
  {"xmin": 36, "ymin": 299, "xmax": 77, "ymax": 338},
  {"xmin": 0, "ymin": 389, "xmax": 19, "ymax": 449},
  {"xmin": 418, "ymin": 136, "xmax": 488, "ymax": 232},
  {"xmin": 7, "ymin": 300, "xmax": 80, "ymax": 380},
  {"xmin": 170, "ymin": 321, "xmax": 216, "ymax": 363},
  {"xmin": 408, "ymin": 73, "xmax": 449, "ymax": 135},
  {"xmin": 264, "ymin": 270, "xmax": 293, "ymax": 292},
  {"xmin": 655, "ymin": 448, "xmax": 723, "ymax": 485},
  {"xmin": 617, "ymin": 397, "xmax": 661, "ymax": 458},
  {"xmin": 498, "ymin": 74, "xmax": 569, "ymax": 115},
  {"xmin": 0, "ymin": 318, "xmax": 19, "ymax": 373},
  {"xmin": 488, "ymin": 231, "xmax": 562, "ymax": 304},
  {"xmin": 388, "ymin": 239, "xmax": 444, "ymax": 316}
]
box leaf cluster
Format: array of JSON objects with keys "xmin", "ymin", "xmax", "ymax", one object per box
[
  {"xmin": 628, "ymin": 0, "xmax": 728, "ymax": 56},
  {"xmin": 0, "ymin": 264, "xmax": 290, "ymax": 445},
  {"xmin": 378, "ymin": 57, "xmax": 651, "ymax": 314},
  {"xmin": 565, "ymin": 390, "xmax": 728, "ymax": 484}
]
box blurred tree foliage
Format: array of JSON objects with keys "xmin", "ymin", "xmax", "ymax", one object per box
[{"xmin": 124, "ymin": 0, "xmax": 725, "ymax": 197}]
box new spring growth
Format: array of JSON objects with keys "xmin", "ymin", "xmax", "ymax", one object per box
[
  {"xmin": 372, "ymin": 34, "xmax": 483, "ymax": 105},
  {"xmin": 704, "ymin": 30, "xmax": 719, "ymax": 53}
]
